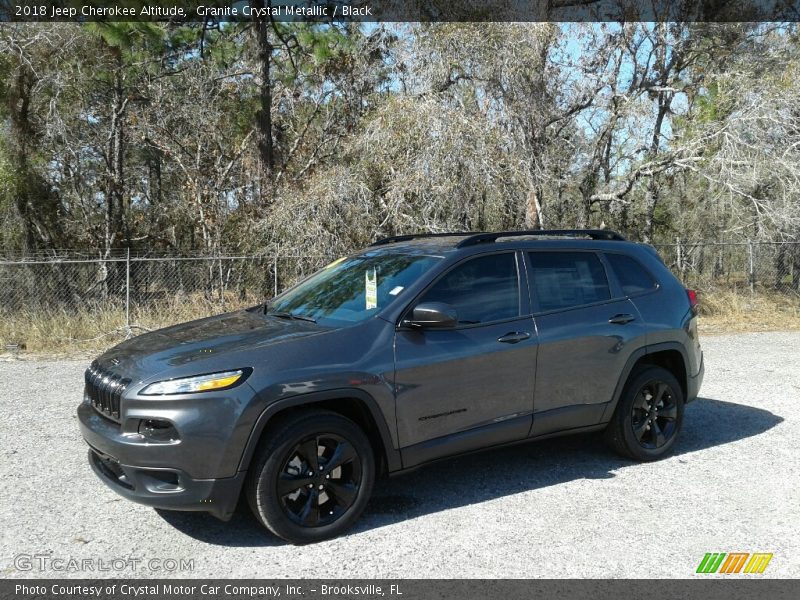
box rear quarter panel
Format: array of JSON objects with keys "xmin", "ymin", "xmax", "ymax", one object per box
[{"xmin": 631, "ymin": 250, "xmax": 703, "ymax": 378}]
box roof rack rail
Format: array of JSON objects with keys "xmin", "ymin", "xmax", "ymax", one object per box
[
  {"xmin": 456, "ymin": 229, "xmax": 626, "ymax": 248},
  {"xmin": 370, "ymin": 232, "xmax": 482, "ymax": 247}
]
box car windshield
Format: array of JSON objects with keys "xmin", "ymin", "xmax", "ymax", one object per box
[{"xmin": 267, "ymin": 253, "xmax": 443, "ymax": 327}]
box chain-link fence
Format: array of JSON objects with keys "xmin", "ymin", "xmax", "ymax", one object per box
[
  {"xmin": 0, "ymin": 252, "xmax": 334, "ymax": 353},
  {"xmin": 657, "ymin": 240, "xmax": 800, "ymax": 294},
  {"xmin": 1, "ymin": 242, "xmax": 799, "ymax": 353}
]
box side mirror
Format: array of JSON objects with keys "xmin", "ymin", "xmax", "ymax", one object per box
[{"xmin": 404, "ymin": 302, "xmax": 458, "ymax": 329}]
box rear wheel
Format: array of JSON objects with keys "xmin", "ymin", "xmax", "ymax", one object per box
[
  {"xmin": 246, "ymin": 410, "xmax": 375, "ymax": 544},
  {"xmin": 605, "ymin": 366, "xmax": 684, "ymax": 461}
]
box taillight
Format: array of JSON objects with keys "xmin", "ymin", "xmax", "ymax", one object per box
[{"xmin": 687, "ymin": 289, "xmax": 698, "ymax": 310}]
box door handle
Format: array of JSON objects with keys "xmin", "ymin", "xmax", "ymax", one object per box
[
  {"xmin": 497, "ymin": 332, "xmax": 531, "ymax": 344},
  {"xmin": 608, "ymin": 313, "xmax": 636, "ymax": 325}
]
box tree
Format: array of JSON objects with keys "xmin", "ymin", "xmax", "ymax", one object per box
[{"xmin": 0, "ymin": 24, "xmax": 77, "ymax": 253}]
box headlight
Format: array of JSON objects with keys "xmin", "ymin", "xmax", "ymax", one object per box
[{"xmin": 140, "ymin": 369, "xmax": 249, "ymax": 396}]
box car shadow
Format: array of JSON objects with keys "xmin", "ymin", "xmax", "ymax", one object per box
[
  {"xmin": 155, "ymin": 504, "xmax": 282, "ymax": 547},
  {"xmin": 155, "ymin": 397, "xmax": 782, "ymax": 546}
]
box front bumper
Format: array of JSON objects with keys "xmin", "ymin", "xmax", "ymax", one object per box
[
  {"xmin": 78, "ymin": 398, "xmax": 250, "ymax": 520},
  {"xmin": 86, "ymin": 445, "xmax": 244, "ymax": 521}
]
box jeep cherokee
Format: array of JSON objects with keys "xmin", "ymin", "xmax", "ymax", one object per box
[{"xmin": 78, "ymin": 229, "xmax": 704, "ymax": 543}]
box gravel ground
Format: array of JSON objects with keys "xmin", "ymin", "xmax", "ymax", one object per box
[{"xmin": 1, "ymin": 332, "xmax": 798, "ymax": 579}]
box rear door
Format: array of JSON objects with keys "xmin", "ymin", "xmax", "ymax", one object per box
[
  {"xmin": 526, "ymin": 250, "xmax": 646, "ymax": 435},
  {"xmin": 393, "ymin": 251, "xmax": 537, "ymax": 459}
]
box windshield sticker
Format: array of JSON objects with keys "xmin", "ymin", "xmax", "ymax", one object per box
[
  {"xmin": 365, "ymin": 268, "xmax": 378, "ymax": 310},
  {"xmin": 389, "ymin": 286, "xmax": 404, "ymax": 296}
]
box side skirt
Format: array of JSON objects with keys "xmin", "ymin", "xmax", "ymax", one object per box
[
  {"xmin": 529, "ymin": 403, "xmax": 609, "ymax": 437},
  {"xmin": 394, "ymin": 415, "xmax": 608, "ymax": 476},
  {"xmin": 400, "ymin": 415, "xmax": 531, "ymax": 470}
]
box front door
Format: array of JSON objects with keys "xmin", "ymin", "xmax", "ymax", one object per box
[{"xmin": 393, "ymin": 252, "xmax": 537, "ymax": 461}]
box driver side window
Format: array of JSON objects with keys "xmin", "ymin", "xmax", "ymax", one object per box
[{"xmin": 419, "ymin": 253, "xmax": 519, "ymax": 325}]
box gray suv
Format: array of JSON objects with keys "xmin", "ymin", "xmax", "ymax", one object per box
[{"xmin": 78, "ymin": 229, "xmax": 704, "ymax": 543}]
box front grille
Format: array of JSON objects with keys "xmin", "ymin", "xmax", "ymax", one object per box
[{"xmin": 85, "ymin": 361, "xmax": 131, "ymax": 421}]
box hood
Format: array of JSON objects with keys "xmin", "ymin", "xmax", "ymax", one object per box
[{"xmin": 95, "ymin": 308, "xmax": 329, "ymax": 382}]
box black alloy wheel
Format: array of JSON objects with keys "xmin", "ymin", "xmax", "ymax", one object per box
[
  {"xmin": 246, "ymin": 409, "xmax": 375, "ymax": 544},
  {"xmin": 630, "ymin": 381, "xmax": 679, "ymax": 449},
  {"xmin": 278, "ymin": 434, "xmax": 362, "ymax": 527},
  {"xmin": 605, "ymin": 366, "xmax": 685, "ymax": 461}
]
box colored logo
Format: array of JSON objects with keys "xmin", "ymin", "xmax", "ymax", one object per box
[{"xmin": 696, "ymin": 552, "xmax": 773, "ymax": 574}]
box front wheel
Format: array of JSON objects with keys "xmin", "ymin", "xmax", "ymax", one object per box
[
  {"xmin": 246, "ymin": 410, "xmax": 375, "ymax": 544},
  {"xmin": 605, "ymin": 366, "xmax": 685, "ymax": 461}
]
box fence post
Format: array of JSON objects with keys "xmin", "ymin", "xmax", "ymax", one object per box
[
  {"xmin": 748, "ymin": 239, "xmax": 755, "ymax": 294},
  {"xmin": 125, "ymin": 247, "xmax": 132, "ymax": 338},
  {"xmin": 676, "ymin": 236, "xmax": 683, "ymax": 283}
]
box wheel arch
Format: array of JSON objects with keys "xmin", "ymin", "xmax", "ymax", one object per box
[
  {"xmin": 601, "ymin": 342, "xmax": 690, "ymax": 423},
  {"xmin": 238, "ymin": 389, "xmax": 401, "ymax": 476}
]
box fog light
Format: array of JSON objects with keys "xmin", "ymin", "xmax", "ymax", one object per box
[
  {"xmin": 139, "ymin": 470, "xmax": 183, "ymax": 493},
  {"xmin": 138, "ymin": 419, "xmax": 178, "ymax": 442}
]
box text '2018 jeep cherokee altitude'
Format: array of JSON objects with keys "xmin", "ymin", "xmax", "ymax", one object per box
[{"xmin": 78, "ymin": 229, "xmax": 704, "ymax": 543}]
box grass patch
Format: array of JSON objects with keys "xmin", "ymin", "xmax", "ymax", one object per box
[
  {"xmin": 0, "ymin": 293, "xmax": 260, "ymax": 357},
  {"xmin": 697, "ymin": 288, "xmax": 800, "ymax": 334}
]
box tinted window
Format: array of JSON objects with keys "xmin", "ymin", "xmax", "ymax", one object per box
[
  {"xmin": 527, "ymin": 252, "xmax": 610, "ymax": 311},
  {"xmin": 420, "ymin": 253, "xmax": 519, "ymax": 324},
  {"xmin": 605, "ymin": 253, "xmax": 658, "ymax": 296}
]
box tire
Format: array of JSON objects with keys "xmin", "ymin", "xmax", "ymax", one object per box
[
  {"xmin": 246, "ymin": 409, "xmax": 375, "ymax": 544},
  {"xmin": 605, "ymin": 366, "xmax": 685, "ymax": 461}
]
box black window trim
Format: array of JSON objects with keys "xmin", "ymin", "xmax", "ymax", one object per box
[
  {"xmin": 397, "ymin": 249, "xmax": 526, "ymax": 330},
  {"xmin": 524, "ymin": 249, "xmax": 617, "ymax": 316},
  {"xmin": 600, "ymin": 250, "xmax": 661, "ymax": 300}
]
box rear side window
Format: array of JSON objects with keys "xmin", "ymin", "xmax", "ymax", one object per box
[
  {"xmin": 605, "ymin": 253, "xmax": 658, "ymax": 296},
  {"xmin": 420, "ymin": 253, "xmax": 519, "ymax": 324},
  {"xmin": 527, "ymin": 252, "xmax": 611, "ymax": 312}
]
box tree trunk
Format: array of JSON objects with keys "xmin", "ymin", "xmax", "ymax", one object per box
[
  {"xmin": 98, "ymin": 51, "xmax": 128, "ymax": 300},
  {"xmin": 524, "ymin": 189, "xmax": 544, "ymax": 229},
  {"xmin": 774, "ymin": 244, "xmax": 787, "ymax": 289},
  {"xmin": 642, "ymin": 180, "xmax": 659, "ymax": 244},
  {"xmin": 105, "ymin": 53, "xmax": 127, "ymax": 256},
  {"xmin": 576, "ymin": 188, "xmax": 590, "ymax": 229},
  {"xmin": 251, "ymin": 0, "xmax": 274, "ymax": 202},
  {"xmin": 642, "ymin": 25, "xmax": 671, "ymax": 244},
  {"xmin": 791, "ymin": 244, "xmax": 800, "ymax": 292},
  {"xmin": 7, "ymin": 64, "xmax": 59, "ymax": 251}
]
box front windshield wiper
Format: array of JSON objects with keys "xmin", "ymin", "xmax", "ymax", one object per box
[{"xmin": 265, "ymin": 310, "xmax": 317, "ymax": 323}]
